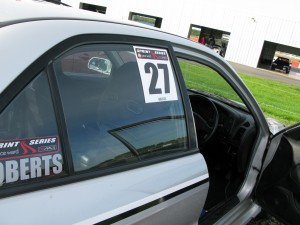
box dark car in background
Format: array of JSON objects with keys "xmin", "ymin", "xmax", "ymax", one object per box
[{"xmin": 270, "ymin": 57, "xmax": 291, "ymax": 74}]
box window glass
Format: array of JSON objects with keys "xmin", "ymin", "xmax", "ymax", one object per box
[
  {"xmin": 53, "ymin": 44, "xmax": 188, "ymax": 172},
  {"xmin": 0, "ymin": 72, "xmax": 64, "ymax": 187},
  {"xmin": 178, "ymin": 58, "xmax": 244, "ymax": 105}
]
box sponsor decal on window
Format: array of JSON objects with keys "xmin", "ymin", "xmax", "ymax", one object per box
[
  {"xmin": 0, "ymin": 137, "xmax": 63, "ymax": 185},
  {"xmin": 134, "ymin": 46, "xmax": 178, "ymax": 103}
]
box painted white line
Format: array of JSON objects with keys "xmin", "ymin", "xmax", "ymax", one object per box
[
  {"xmin": 260, "ymin": 102, "xmax": 300, "ymax": 116},
  {"xmin": 244, "ymin": 80, "xmax": 300, "ymax": 97}
]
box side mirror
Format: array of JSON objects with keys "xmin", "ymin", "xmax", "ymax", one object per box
[{"xmin": 88, "ymin": 57, "xmax": 112, "ymax": 75}]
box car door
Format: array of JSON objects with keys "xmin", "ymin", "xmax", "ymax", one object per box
[
  {"xmin": 256, "ymin": 123, "xmax": 300, "ymax": 225},
  {"xmin": 0, "ymin": 20, "xmax": 209, "ymax": 224},
  {"xmin": 53, "ymin": 39, "xmax": 210, "ymax": 225}
]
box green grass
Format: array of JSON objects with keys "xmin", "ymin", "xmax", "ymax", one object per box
[
  {"xmin": 179, "ymin": 60, "xmax": 243, "ymax": 103},
  {"xmin": 179, "ymin": 60, "xmax": 300, "ymax": 125},
  {"xmin": 190, "ymin": 28, "xmax": 200, "ymax": 37},
  {"xmin": 240, "ymin": 74, "xmax": 300, "ymax": 125}
]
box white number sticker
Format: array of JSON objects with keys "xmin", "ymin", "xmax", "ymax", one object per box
[{"xmin": 134, "ymin": 46, "xmax": 178, "ymax": 103}]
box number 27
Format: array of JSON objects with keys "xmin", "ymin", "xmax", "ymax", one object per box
[{"xmin": 144, "ymin": 62, "xmax": 170, "ymax": 95}]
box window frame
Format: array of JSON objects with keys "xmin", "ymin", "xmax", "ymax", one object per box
[
  {"xmin": 177, "ymin": 57, "xmax": 245, "ymax": 109},
  {"xmin": 0, "ymin": 34, "xmax": 199, "ymax": 198},
  {"xmin": 174, "ymin": 49, "xmax": 256, "ymax": 115},
  {"xmin": 173, "ymin": 45, "xmax": 273, "ymax": 203}
]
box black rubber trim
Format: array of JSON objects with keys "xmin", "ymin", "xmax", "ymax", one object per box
[
  {"xmin": 47, "ymin": 64, "xmax": 75, "ymax": 174},
  {"xmin": 95, "ymin": 178, "xmax": 209, "ymax": 225},
  {"xmin": 168, "ymin": 44, "xmax": 198, "ymax": 150},
  {"xmin": 174, "ymin": 50, "xmax": 269, "ymax": 133}
]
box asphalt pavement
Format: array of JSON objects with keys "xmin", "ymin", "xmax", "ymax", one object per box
[{"xmin": 228, "ymin": 61, "xmax": 300, "ymax": 87}]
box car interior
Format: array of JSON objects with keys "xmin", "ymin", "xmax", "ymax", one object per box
[
  {"xmin": 188, "ymin": 90, "xmax": 257, "ymax": 212},
  {"xmin": 177, "ymin": 57, "xmax": 260, "ymax": 220}
]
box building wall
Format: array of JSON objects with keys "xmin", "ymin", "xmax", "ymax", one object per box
[{"xmin": 64, "ymin": 0, "xmax": 300, "ymax": 68}]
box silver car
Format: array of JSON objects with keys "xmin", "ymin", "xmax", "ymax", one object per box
[{"xmin": 0, "ymin": 1, "xmax": 299, "ymax": 225}]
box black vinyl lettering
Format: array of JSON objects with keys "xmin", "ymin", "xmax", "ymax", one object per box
[
  {"xmin": 144, "ymin": 62, "xmax": 162, "ymax": 94},
  {"xmin": 158, "ymin": 63, "xmax": 170, "ymax": 93},
  {"xmin": 144, "ymin": 62, "xmax": 171, "ymax": 95}
]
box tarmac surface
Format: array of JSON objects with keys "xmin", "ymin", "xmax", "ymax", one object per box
[{"xmin": 229, "ymin": 61, "xmax": 300, "ymax": 87}]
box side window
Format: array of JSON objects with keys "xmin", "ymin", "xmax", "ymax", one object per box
[
  {"xmin": 178, "ymin": 58, "xmax": 243, "ymax": 104},
  {"xmin": 53, "ymin": 44, "xmax": 188, "ymax": 172},
  {"xmin": 0, "ymin": 72, "xmax": 64, "ymax": 187}
]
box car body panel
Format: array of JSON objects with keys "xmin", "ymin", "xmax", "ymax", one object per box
[
  {"xmin": 0, "ymin": 3, "xmax": 210, "ymax": 224},
  {"xmin": 0, "ymin": 154, "xmax": 208, "ymax": 225},
  {"xmin": 86, "ymin": 182, "xmax": 209, "ymax": 225}
]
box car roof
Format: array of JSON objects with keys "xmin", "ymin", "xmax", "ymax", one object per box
[
  {"xmin": 1, "ymin": 0, "xmax": 150, "ymax": 27},
  {"xmin": 0, "ymin": 0, "xmax": 224, "ymax": 94},
  {"xmin": 1, "ymin": 1, "xmax": 106, "ymax": 22}
]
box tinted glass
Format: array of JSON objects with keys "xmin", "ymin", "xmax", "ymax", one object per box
[
  {"xmin": 53, "ymin": 44, "xmax": 188, "ymax": 172},
  {"xmin": 0, "ymin": 72, "xmax": 64, "ymax": 187},
  {"xmin": 179, "ymin": 58, "xmax": 244, "ymax": 104}
]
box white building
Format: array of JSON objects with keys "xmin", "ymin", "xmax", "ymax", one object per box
[{"xmin": 64, "ymin": 0, "xmax": 300, "ymax": 68}]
